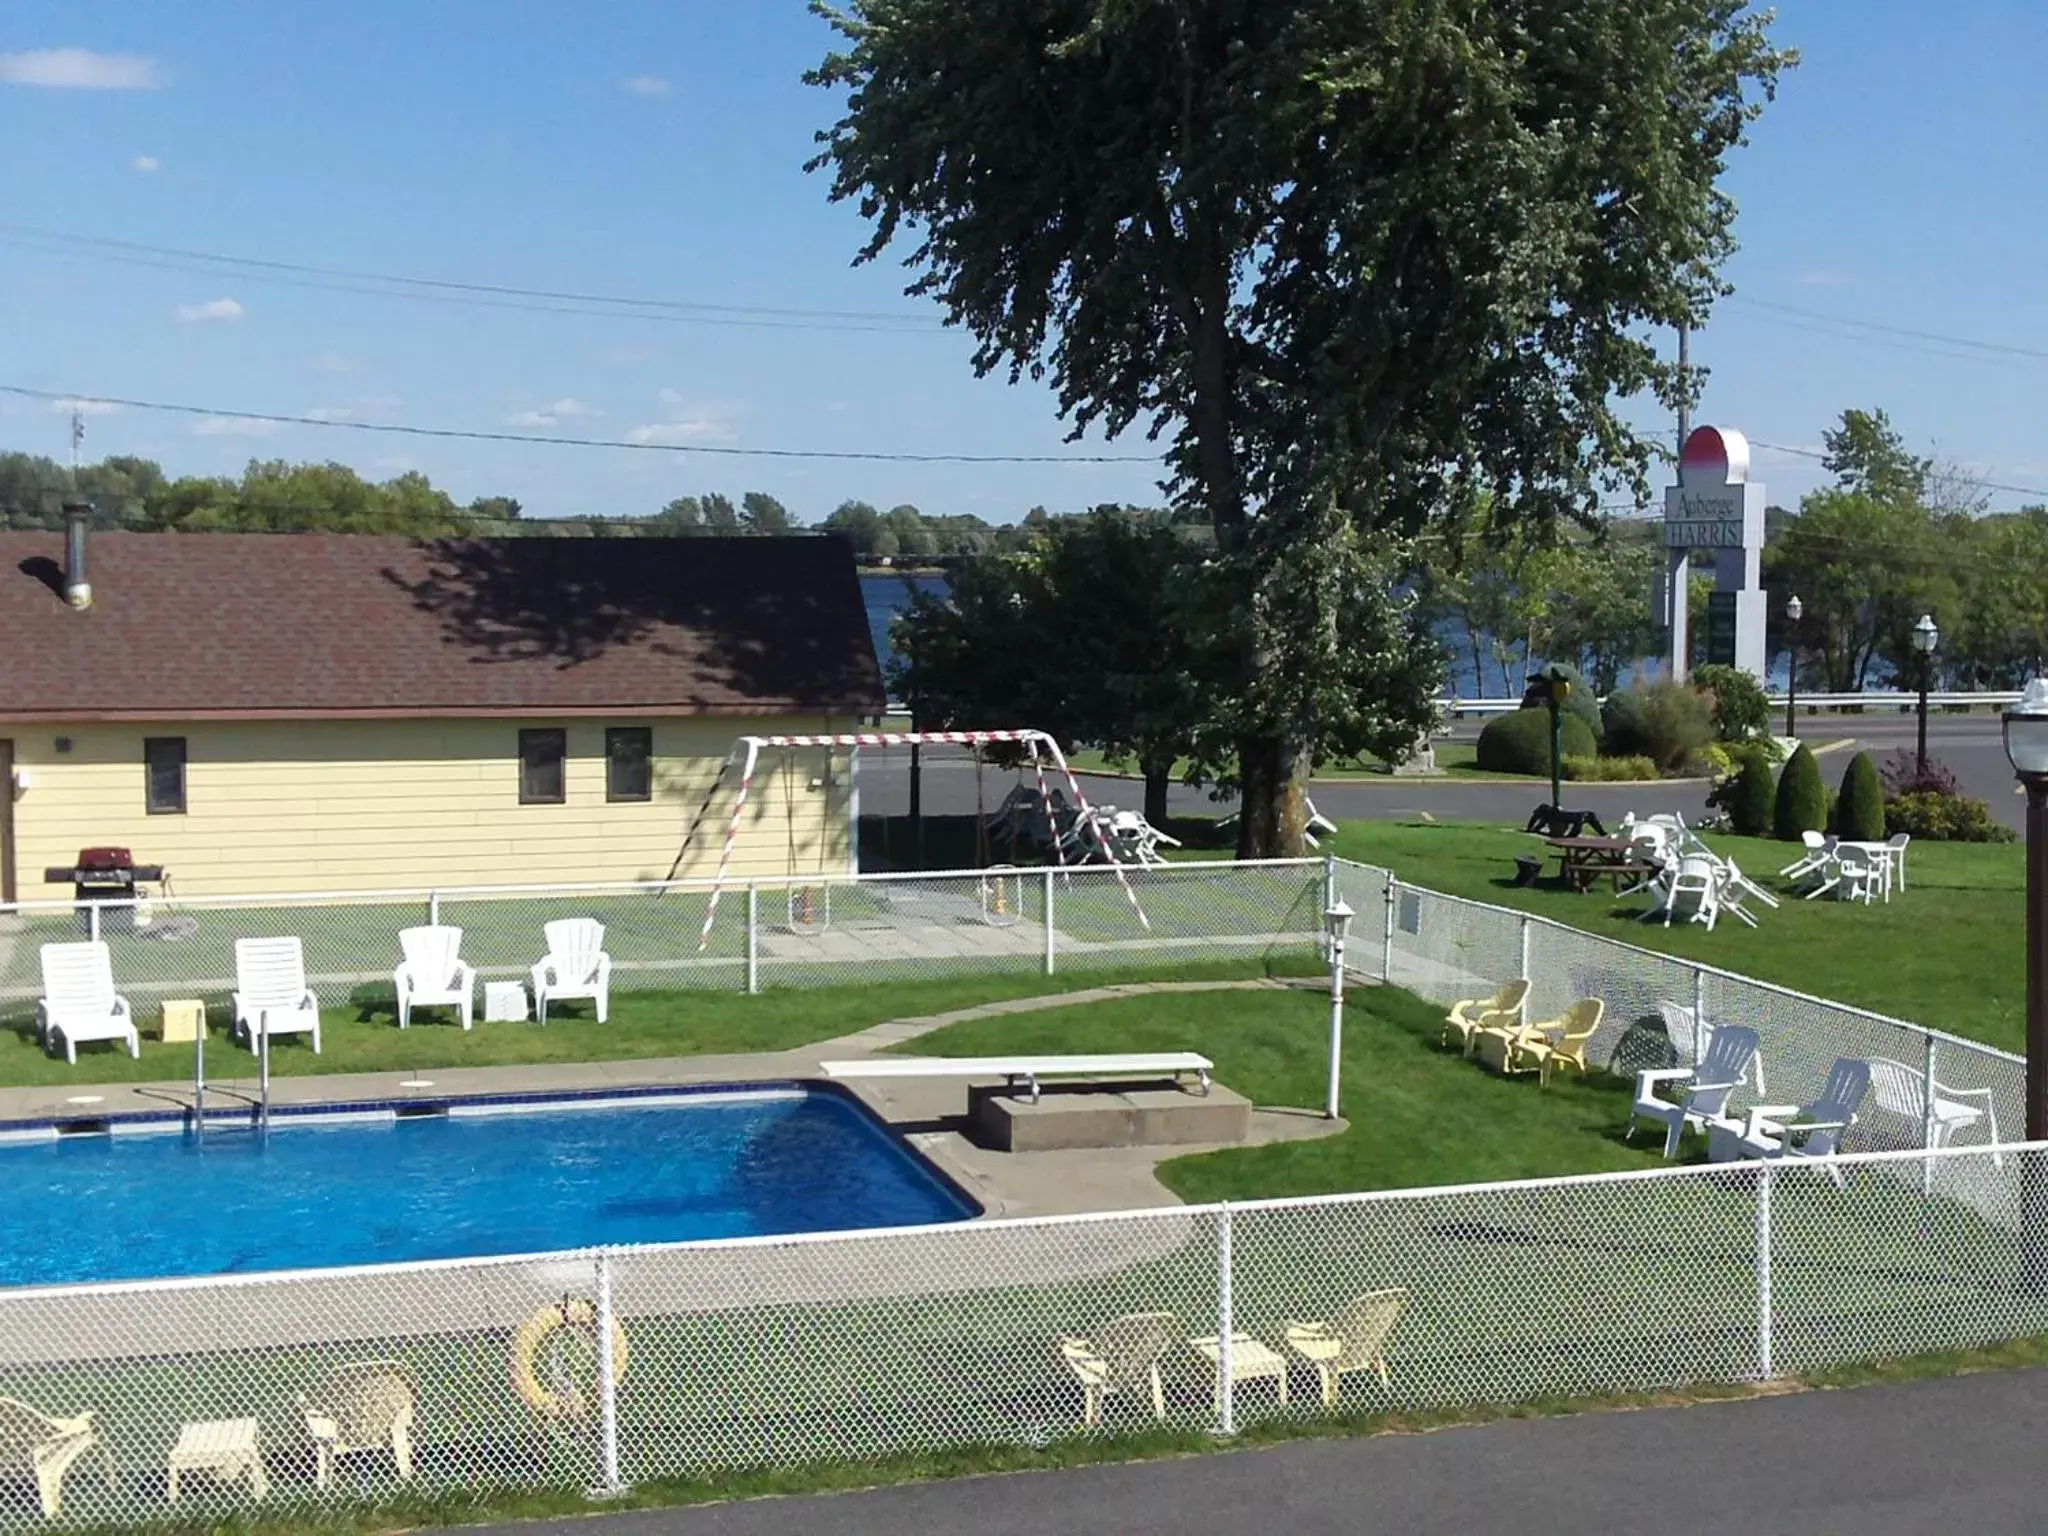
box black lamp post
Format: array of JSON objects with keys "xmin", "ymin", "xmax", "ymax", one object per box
[
  {"xmin": 1912, "ymin": 614, "xmax": 1938, "ymax": 778},
  {"xmin": 1785, "ymin": 594, "xmax": 1803, "ymax": 739},
  {"xmin": 2005, "ymin": 678, "xmax": 2048, "ymax": 1141},
  {"xmin": 1526, "ymin": 664, "xmax": 1573, "ymax": 809}
]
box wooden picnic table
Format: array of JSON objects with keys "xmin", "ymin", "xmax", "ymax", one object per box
[{"xmin": 1543, "ymin": 835, "xmax": 1663, "ymax": 895}]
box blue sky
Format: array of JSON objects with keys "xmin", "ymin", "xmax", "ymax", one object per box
[{"xmin": 0, "ymin": 1, "xmax": 2044, "ymax": 522}]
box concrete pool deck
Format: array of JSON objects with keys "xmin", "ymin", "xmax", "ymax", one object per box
[{"xmin": 0, "ymin": 978, "xmax": 1345, "ymax": 1220}]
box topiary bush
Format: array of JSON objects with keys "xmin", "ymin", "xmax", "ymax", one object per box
[
  {"xmin": 1887, "ymin": 791, "xmax": 2016, "ymax": 843},
  {"xmin": 1836, "ymin": 750, "xmax": 1886, "ymax": 841},
  {"xmin": 1726, "ymin": 749, "xmax": 1777, "ymax": 836},
  {"xmin": 1564, "ymin": 753, "xmax": 1659, "ymax": 782},
  {"xmin": 1773, "ymin": 742, "xmax": 1827, "ymax": 840},
  {"xmin": 1476, "ymin": 706, "xmax": 1597, "ymax": 776},
  {"xmin": 1521, "ymin": 660, "xmax": 1603, "ymax": 744},
  {"xmin": 1599, "ymin": 680, "xmax": 1713, "ymax": 773},
  {"xmin": 1692, "ymin": 663, "xmax": 1772, "ymax": 742}
]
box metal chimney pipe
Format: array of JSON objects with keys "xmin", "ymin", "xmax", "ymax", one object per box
[{"xmin": 60, "ymin": 503, "xmax": 91, "ymax": 610}]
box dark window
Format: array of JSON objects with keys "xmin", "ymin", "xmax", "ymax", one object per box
[
  {"xmin": 144, "ymin": 737, "xmax": 187, "ymax": 815},
  {"xmin": 606, "ymin": 727, "xmax": 653, "ymax": 803},
  {"xmin": 518, "ymin": 729, "xmax": 567, "ymax": 804}
]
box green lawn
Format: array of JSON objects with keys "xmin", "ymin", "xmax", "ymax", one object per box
[
  {"xmin": 903, "ymin": 984, "xmax": 1670, "ymax": 1200},
  {"xmin": 1326, "ymin": 819, "xmax": 2024, "ymax": 1053}
]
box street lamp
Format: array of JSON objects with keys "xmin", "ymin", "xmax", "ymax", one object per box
[
  {"xmin": 1323, "ymin": 899, "xmax": 1354, "ymax": 1120},
  {"xmin": 1784, "ymin": 595, "xmax": 1803, "ymax": 739},
  {"xmin": 1912, "ymin": 614, "xmax": 1939, "ymax": 776},
  {"xmin": 2004, "ymin": 677, "xmax": 2048, "ymax": 1141}
]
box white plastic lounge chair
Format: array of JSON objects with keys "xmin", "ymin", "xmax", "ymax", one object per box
[
  {"xmin": 532, "ymin": 918, "xmax": 612, "ymax": 1024},
  {"xmin": 1284, "ymin": 1289, "xmax": 1409, "ymax": 1408},
  {"xmin": 1729, "ymin": 1058, "xmax": 1872, "ymax": 1187},
  {"xmin": 394, "ymin": 925, "xmax": 476, "ymax": 1030},
  {"xmin": 1867, "ymin": 1057, "xmax": 1999, "ymax": 1156},
  {"xmin": 298, "ymin": 1360, "xmax": 416, "ymax": 1491},
  {"xmin": 822, "ymin": 1053, "xmax": 1213, "ymax": 1102},
  {"xmin": 1059, "ymin": 1311, "xmax": 1177, "ymax": 1428},
  {"xmin": 35, "ymin": 942, "xmax": 140, "ymax": 1064},
  {"xmin": 1779, "ymin": 831, "xmax": 1834, "ymax": 883},
  {"xmin": 1628, "ymin": 1024, "xmax": 1761, "ymax": 1157},
  {"xmin": 233, "ymin": 936, "xmax": 322, "ymax": 1054},
  {"xmin": 0, "ymin": 1398, "xmax": 110, "ymax": 1519}
]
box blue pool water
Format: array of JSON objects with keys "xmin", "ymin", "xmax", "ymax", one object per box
[{"xmin": 0, "ymin": 1089, "xmax": 973, "ymax": 1288}]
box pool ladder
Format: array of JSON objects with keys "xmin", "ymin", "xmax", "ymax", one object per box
[{"xmin": 191, "ymin": 1024, "xmax": 272, "ymax": 1138}]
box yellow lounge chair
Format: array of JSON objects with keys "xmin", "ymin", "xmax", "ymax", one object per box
[
  {"xmin": 1512, "ymin": 998, "xmax": 1605, "ymax": 1086},
  {"xmin": 1440, "ymin": 979, "xmax": 1529, "ymax": 1056},
  {"xmin": 1283, "ymin": 1289, "xmax": 1410, "ymax": 1408},
  {"xmin": 0, "ymin": 1397, "xmax": 111, "ymax": 1519},
  {"xmin": 298, "ymin": 1361, "xmax": 417, "ymax": 1491},
  {"xmin": 1059, "ymin": 1311, "xmax": 1177, "ymax": 1429}
]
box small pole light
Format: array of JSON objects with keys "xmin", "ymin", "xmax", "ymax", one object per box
[{"xmin": 1323, "ymin": 899, "xmax": 1355, "ymax": 1121}]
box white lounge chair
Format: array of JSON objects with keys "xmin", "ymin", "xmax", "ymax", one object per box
[
  {"xmin": 1726, "ymin": 1058, "xmax": 1871, "ymax": 1186},
  {"xmin": 35, "ymin": 942, "xmax": 140, "ymax": 1064},
  {"xmin": 394, "ymin": 925, "xmax": 476, "ymax": 1030},
  {"xmin": 1867, "ymin": 1056, "xmax": 1999, "ymax": 1156},
  {"xmin": 1627, "ymin": 1024, "xmax": 1761, "ymax": 1157},
  {"xmin": 1059, "ymin": 1312, "xmax": 1177, "ymax": 1428},
  {"xmin": 532, "ymin": 918, "xmax": 611, "ymax": 1024},
  {"xmin": 822, "ymin": 1053, "xmax": 1213, "ymax": 1103},
  {"xmin": 0, "ymin": 1397, "xmax": 110, "ymax": 1518},
  {"xmin": 233, "ymin": 936, "xmax": 322, "ymax": 1054}
]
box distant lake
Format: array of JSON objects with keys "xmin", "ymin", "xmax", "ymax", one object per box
[{"xmin": 860, "ymin": 571, "xmax": 948, "ymax": 691}]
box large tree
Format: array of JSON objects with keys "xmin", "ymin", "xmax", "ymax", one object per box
[{"xmin": 809, "ymin": 0, "xmax": 1789, "ymax": 855}]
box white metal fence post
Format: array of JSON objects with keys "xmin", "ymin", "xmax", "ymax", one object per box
[
  {"xmin": 428, "ymin": 890, "xmax": 440, "ymax": 927},
  {"xmin": 1519, "ymin": 913, "xmax": 1532, "ymax": 981},
  {"xmin": 87, "ymin": 901, "xmax": 99, "ymax": 943},
  {"xmin": 745, "ymin": 882, "xmax": 759, "ymax": 996},
  {"xmin": 1756, "ymin": 1164, "xmax": 1775, "ymax": 1380},
  {"xmin": 1382, "ymin": 874, "xmax": 1398, "ymax": 983},
  {"xmin": 1216, "ymin": 1202, "xmax": 1236, "ymax": 1436},
  {"xmin": 1693, "ymin": 966, "xmax": 1707, "ymax": 1043},
  {"xmin": 595, "ymin": 1251, "xmax": 623, "ymax": 1497},
  {"xmin": 1043, "ymin": 867, "xmax": 1057, "ymax": 976},
  {"xmin": 1321, "ymin": 854, "xmax": 1338, "ymax": 962},
  {"xmin": 1922, "ymin": 1034, "xmax": 1939, "ymax": 1193}
]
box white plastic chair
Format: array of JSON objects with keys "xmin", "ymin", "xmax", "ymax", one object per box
[
  {"xmin": 532, "ymin": 919, "xmax": 612, "ymax": 1024},
  {"xmin": 1886, "ymin": 832, "xmax": 1912, "ymax": 895},
  {"xmin": 394, "ymin": 926, "xmax": 476, "ymax": 1030},
  {"xmin": 1731, "ymin": 1058, "xmax": 1872, "ymax": 1187},
  {"xmin": 1807, "ymin": 843, "xmax": 1879, "ymax": 905},
  {"xmin": 1658, "ymin": 1002, "xmax": 1765, "ymax": 1096},
  {"xmin": 1778, "ymin": 831, "xmax": 1834, "ymax": 884},
  {"xmin": 1867, "ymin": 1057, "xmax": 1999, "ymax": 1156},
  {"xmin": 1628, "ymin": 1024, "xmax": 1761, "ymax": 1157},
  {"xmin": 35, "ymin": 942, "xmax": 140, "ymax": 1064},
  {"xmin": 233, "ymin": 936, "xmax": 322, "ymax": 1054},
  {"xmin": 1660, "ymin": 854, "xmax": 1721, "ymax": 930}
]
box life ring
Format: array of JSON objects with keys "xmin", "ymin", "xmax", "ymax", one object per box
[{"xmin": 509, "ymin": 1297, "xmax": 629, "ymax": 1419}]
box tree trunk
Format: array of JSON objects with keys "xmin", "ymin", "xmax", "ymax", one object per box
[
  {"xmin": 1234, "ymin": 732, "xmax": 1308, "ymax": 859},
  {"xmin": 1142, "ymin": 756, "xmax": 1172, "ymax": 828}
]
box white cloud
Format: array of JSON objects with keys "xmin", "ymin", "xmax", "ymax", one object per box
[
  {"xmin": 0, "ymin": 48, "xmax": 161, "ymax": 90},
  {"xmin": 508, "ymin": 397, "xmax": 598, "ymax": 429},
  {"xmin": 130, "ymin": 154, "xmax": 160, "ymax": 173},
  {"xmin": 174, "ymin": 297, "xmax": 244, "ymax": 324},
  {"xmin": 191, "ymin": 415, "xmax": 280, "ymax": 438},
  {"xmin": 626, "ymin": 419, "xmax": 732, "ymax": 445},
  {"xmin": 51, "ymin": 397, "xmax": 118, "ymax": 417},
  {"xmin": 621, "ymin": 74, "xmax": 669, "ymax": 96}
]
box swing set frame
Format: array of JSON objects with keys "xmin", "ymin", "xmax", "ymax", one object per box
[{"xmin": 670, "ymin": 729, "xmax": 1150, "ymax": 951}]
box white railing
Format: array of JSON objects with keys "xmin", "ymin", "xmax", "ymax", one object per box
[
  {"xmin": 0, "ymin": 1141, "xmax": 2038, "ymax": 1527},
  {"xmin": 1446, "ymin": 690, "xmax": 2020, "ymax": 717}
]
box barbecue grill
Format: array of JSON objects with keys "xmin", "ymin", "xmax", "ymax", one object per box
[{"xmin": 43, "ymin": 847, "xmax": 167, "ymax": 935}]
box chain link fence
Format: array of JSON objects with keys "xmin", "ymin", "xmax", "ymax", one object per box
[{"xmin": 0, "ymin": 1145, "xmax": 2041, "ymax": 1527}]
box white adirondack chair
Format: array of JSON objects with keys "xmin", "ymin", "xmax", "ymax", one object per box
[
  {"xmin": 233, "ymin": 936, "xmax": 322, "ymax": 1054},
  {"xmin": 532, "ymin": 919, "xmax": 611, "ymax": 1024},
  {"xmin": 1867, "ymin": 1057, "xmax": 1999, "ymax": 1157},
  {"xmin": 1658, "ymin": 1002, "xmax": 1766, "ymax": 1096},
  {"xmin": 35, "ymin": 942, "xmax": 140, "ymax": 1064},
  {"xmin": 1628, "ymin": 1024, "xmax": 1761, "ymax": 1157},
  {"xmin": 1730, "ymin": 1058, "xmax": 1872, "ymax": 1186},
  {"xmin": 394, "ymin": 926, "xmax": 476, "ymax": 1030}
]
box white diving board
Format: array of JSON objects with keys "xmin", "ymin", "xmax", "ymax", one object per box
[{"xmin": 820, "ymin": 1052, "xmax": 1213, "ymax": 1104}]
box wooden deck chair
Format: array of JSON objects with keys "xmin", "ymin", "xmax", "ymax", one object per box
[
  {"xmin": 1507, "ymin": 998, "xmax": 1606, "ymax": 1086},
  {"xmin": 1283, "ymin": 1289, "xmax": 1409, "ymax": 1408},
  {"xmin": 1058, "ymin": 1311, "xmax": 1177, "ymax": 1429},
  {"xmin": 0, "ymin": 1397, "xmax": 110, "ymax": 1518},
  {"xmin": 1441, "ymin": 979, "xmax": 1529, "ymax": 1056},
  {"xmin": 298, "ymin": 1360, "xmax": 418, "ymax": 1490}
]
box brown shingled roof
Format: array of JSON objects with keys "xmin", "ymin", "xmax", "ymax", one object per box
[{"xmin": 0, "ymin": 531, "xmax": 886, "ymax": 721}]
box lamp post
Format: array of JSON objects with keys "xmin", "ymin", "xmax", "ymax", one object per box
[
  {"xmin": 1323, "ymin": 899, "xmax": 1354, "ymax": 1120},
  {"xmin": 1912, "ymin": 613, "xmax": 1939, "ymax": 777},
  {"xmin": 1525, "ymin": 664, "xmax": 1572, "ymax": 810},
  {"xmin": 1784, "ymin": 595, "xmax": 1803, "ymax": 739},
  {"xmin": 2002, "ymin": 679, "xmax": 2048, "ymax": 1287}
]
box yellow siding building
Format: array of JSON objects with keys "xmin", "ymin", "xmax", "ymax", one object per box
[{"xmin": 0, "ymin": 524, "xmax": 884, "ymax": 901}]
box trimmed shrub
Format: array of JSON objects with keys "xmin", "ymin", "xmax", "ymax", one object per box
[
  {"xmin": 1836, "ymin": 751, "xmax": 1886, "ymax": 841},
  {"xmin": 1726, "ymin": 750, "xmax": 1777, "ymax": 836},
  {"xmin": 1692, "ymin": 663, "xmax": 1772, "ymax": 742},
  {"xmin": 1600, "ymin": 680, "xmax": 1713, "ymax": 773},
  {"xmin": 1773, "ymin": 742, "xmax": 1827, "ymax": 841},
  {"xmin": 1476, "ymin": 706, "xmax": 1597, "ymax": 776},
  {"xmin": 1522, "ymin": 660, "xmax": 1603, "ymax": 744},
  {"xmin": 1887, "ymin": 791, "xmax": 2016, "ymax": 843},
  {"xmin": 1879, "ymin": 748, "xmax": 1961, "ymax": 799},
  {"xmin": 1563, "ymin": 753, "xmax": 1659, "ymax": 782}
]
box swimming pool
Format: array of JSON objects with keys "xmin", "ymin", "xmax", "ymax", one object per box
[{"xmin": 0, "ymin": 1087, "xmax": 974, "ymax": 1288}]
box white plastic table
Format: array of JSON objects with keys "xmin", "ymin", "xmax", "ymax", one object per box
[
  {"xmin": 1188, "ymin": 1332, "xmax": 1290, "ymax": 1412},
  {"xmin": 167, "ymin": 1417, "xmax": 267, "ymax": 1502},
  {"xmin": 483, "ymin": 980, "xmax": 529, "ymax": 1022}
]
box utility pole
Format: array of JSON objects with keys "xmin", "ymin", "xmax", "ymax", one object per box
[{"xmin": 1677, "ymin": 322, "xmax": 1692, "ymax": 455}]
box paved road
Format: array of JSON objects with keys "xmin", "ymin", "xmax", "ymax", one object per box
[
  {"xmin": 534, "ymin": 1368, "xmax": 2048, "ymax": 1535},
  {"xmin": 856, "ymin": 711, "xmax": 2028, "ymax": 833}
]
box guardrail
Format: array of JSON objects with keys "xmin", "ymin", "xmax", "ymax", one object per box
[{"xmin": 1443, "ymin": 690, "xmax": 2021, "ymax": 717}]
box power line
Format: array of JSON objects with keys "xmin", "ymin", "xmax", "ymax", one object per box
[
  {"xmin": 0, "ymin": 384, "xmax": 1162, "ymax": 466},
  {"xmin": 0, "ymin": 221, "xmax": 948, "ymax": 335},
  {"xmin": 1729, "ymin": 295, "xmax": 2048, "ymax": 364},
  {"xmin": 1748, "ymin": 437, "xmax": 2048, "ymax": 501}
]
